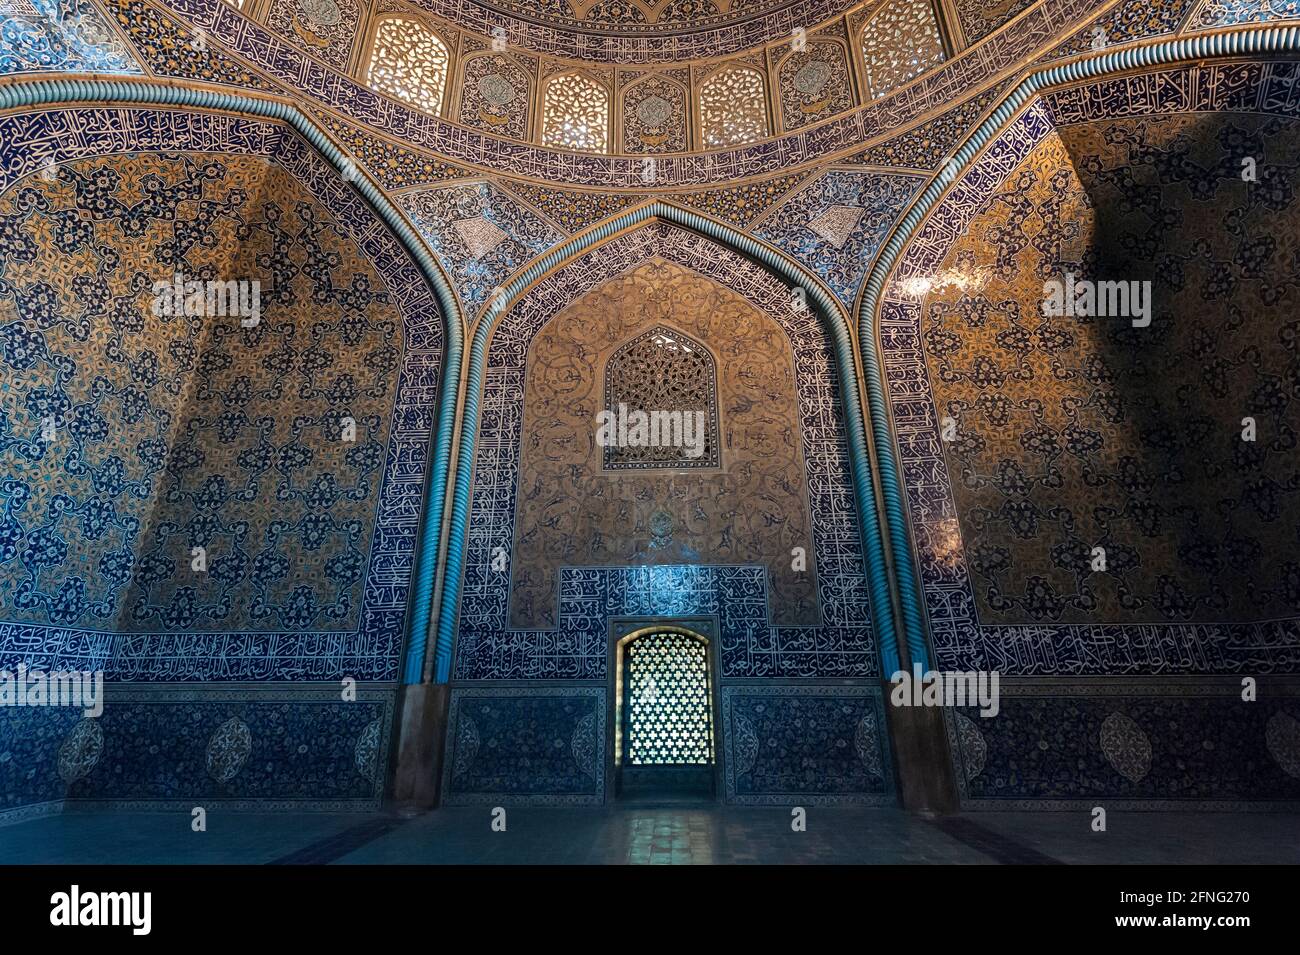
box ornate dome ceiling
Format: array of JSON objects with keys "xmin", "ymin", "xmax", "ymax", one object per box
[
  {"xmin": 457, "ymin": 0, "xmax": 852, "ymax": 33},
  {"xmin": 408, "ymin": 0, "xmax": 862, "ymax": 58}
]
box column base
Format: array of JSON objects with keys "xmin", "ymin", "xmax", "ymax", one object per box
[{"xmin": 387, "ymin": 682, "xmax": 451, "ymax": 812}]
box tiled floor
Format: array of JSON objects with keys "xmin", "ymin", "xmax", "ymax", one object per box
[{"xmin": 2, "ymin": 807, "xmax": 1297, "ymax": 864}]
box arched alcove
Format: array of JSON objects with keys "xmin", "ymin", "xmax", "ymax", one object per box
[{"xmin": 438, "ymin": 217, "xmax": 891, "ymax": 807}]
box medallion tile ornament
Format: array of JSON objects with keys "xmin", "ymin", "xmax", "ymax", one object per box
[
  {"xmin": 778, "ymin": 43, "xmax": 853, "ymax": 131},
  {"xmin": 1265, "ymin": 711, "xmax": 1300, "ymax": 779},
  {"xmin": 205, "ymin": 716, "xmax": 253, "ymax": 783},
  {"xmin": 854, "ymin": 709, "xmax": 883, "ymax": 778},
  {"xmin": 807, "ymin": 203, "xmax": 866, "ymax": 249},
  {"xmin": 266, "ymin": 0, "xmax": 358, "ymax": 70},
  {"xmin": 571, "ymin": 709, "xmax": 599, "ymax": 779},
  {"xmin": 459, "ymin": 54, "xmax": 531, "ymax": 140},
  {"xmin": 1099, "ymin": 712, "xmax": 1152, "ymax": 783},
  {"xmin": 354, "ymin": 718, "xmax": 381, "ymax": 783},
  {"xmin": 104, "ymin": 0, "xmax": 1110, "ymax": 186},
  {"xmin": 57, "ymin": 718, "xmax": 104, "ymax": 784},
  {"xmin": 623, "ymin": 77, "xmax": 688, "ymax": 153}
]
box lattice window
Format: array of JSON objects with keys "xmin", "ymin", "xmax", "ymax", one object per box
[
  {"xmin": 861, "ymin": 0, "xmax": 946, "ymax": 100},
  {"xmin": 366, "ymin": 16, "xmax": 450, "ymax": 115},
  {"xmin": 542, "ymin": 73, "xmax": 610, "ymax": 153},
  {"xmin": 603, "ymin": 326, "xmax": 720, "ymax": 471},
  {"xmin": 699, "ymin": 66, "xmax": 769, "ymax": 148},
  {"xmin": 624, "ymin": 631, "xmax": 713, "ymax": 766}
]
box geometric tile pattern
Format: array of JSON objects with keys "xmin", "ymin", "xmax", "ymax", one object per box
[
  {"xmin": 880, "ymin": 65, "xmax": 1300, "ymax": 676},
  {"xmin": 0, "ymin": 107, "xmax": 444, "ymax": 687}
]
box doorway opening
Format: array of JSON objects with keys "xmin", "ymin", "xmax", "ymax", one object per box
[{"xmin": 613, "ymin": 626, "xmax": 716, "ymax": 802}]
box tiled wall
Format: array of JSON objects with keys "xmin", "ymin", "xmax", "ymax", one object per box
[
  {"xmin": 0, "ymin": 107, "xmax": 443, "ymax": 822},
  {"xmin": 880, "ymin": 62, "xmax": 1300, "ymax": 806}
]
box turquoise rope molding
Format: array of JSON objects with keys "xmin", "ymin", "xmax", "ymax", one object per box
[
  {"xmin": 856, "ymin": 25, "xmax": 1300, "ymax": 671},
  {"xmin": 0, "ymin": 77, "xmax": 465, "ymax": 686},
  {"xmin": 430, "ymin": 204, "xmax": 905, "ymax": 682}
]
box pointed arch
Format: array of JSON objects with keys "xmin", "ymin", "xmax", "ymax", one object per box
[
  {"xmin": 859, "ymin": 0, "xmax": 946, "ymax": 100},
  {"xmin": 852, "ymin": 27, "xmax": 1300, "ymax": 673},
  {"xmin": 0, "ymin": 75, "xmax": 467, "ymax": 687},
  {"xmin": 455, "ymin": 49, "xmax": 533, "ymax": 140},
  {"xmin": 774, "ymin": 36, "xmax": 856, "ymax": 131},
  {"xmin": 429, "ymin": 200, "xmax": 905, "ymax": 682},
  {"xmin": 603, "ymin": 324, "xmax": 720, "ymax": 471}
]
